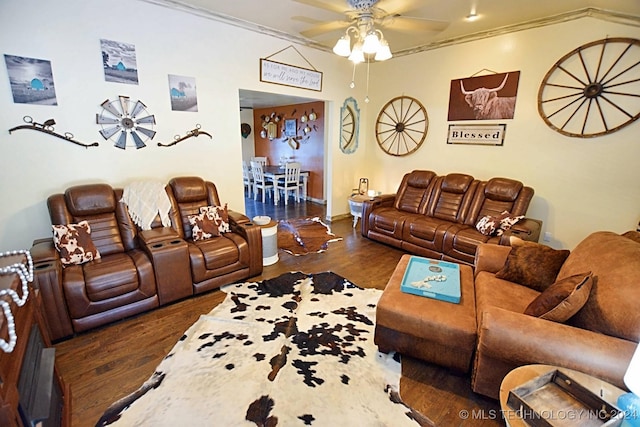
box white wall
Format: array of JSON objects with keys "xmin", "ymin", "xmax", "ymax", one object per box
[
  {"xmin": 1, "ymin": 1, "xmax": 638, "ymax": 252},
  {"xmin": 361, "ymin": 17, "xmax": 640, "ymax": 249},
  {"xmin": 0, "ymin": 0, "xmax": 361, "ymax": 252}
]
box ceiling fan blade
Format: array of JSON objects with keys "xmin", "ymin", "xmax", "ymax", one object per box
[
  {"xmin": 376, "ymin": 0, "xmax": 423, "ymax": 14},
  {"xmin": 300, "ymin": 20, "xmax": 351, "ymax": 38},
  {"xmin": 381, "ymin": 15, "xmax": 449, "ymax": 33},
  {"xmin": 292, "ymin": 0, "xmax": 347, "ymax": 15}
]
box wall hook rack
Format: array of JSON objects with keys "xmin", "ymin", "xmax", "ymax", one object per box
[
  {"xmin": 8, "ymin": 116, "xmax": 99, "ymax": 148},
  {"xmin": 157, "ymin": 124, "xmax": 212, "ymax": 147}
]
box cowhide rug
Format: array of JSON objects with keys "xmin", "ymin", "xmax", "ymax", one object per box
[
  {"xmin": 97, "ymin": 272, "xmax": 431, "ymax": 427},
  {"xmin": 277, "ymin": 217, "xmax": 342, "ymax": 255}
]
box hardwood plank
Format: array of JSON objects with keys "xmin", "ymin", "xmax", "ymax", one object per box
[{"xmin": 54, "ymin": 199, "xmax": 502, "ymax": 426}]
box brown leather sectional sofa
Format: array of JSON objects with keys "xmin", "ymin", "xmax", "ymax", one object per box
[
  {"xmin": 362, "ymin": 170, "xmax": 542, "ymax": 265},
  {"xmin": 30, "ymin": 177, "xmax": 263, "ymax": 341}
]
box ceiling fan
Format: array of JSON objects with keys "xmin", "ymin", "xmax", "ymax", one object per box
[{"xmin": 293, "ymin": 0, "xmax": 449, "ymax": 41}]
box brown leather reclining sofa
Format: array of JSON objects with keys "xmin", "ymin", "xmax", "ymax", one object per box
[
  {"xmin": 361, "ymin": 170, "xmax": 542, "ymax": 265},
  {"xmin": 30, "ymin": 177, "xmax": 263, "ymax": 341}
]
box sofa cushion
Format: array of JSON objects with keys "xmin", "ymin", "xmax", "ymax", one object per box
[
  {"xmin": 559, "ymin": 231, "xmax": 640, "ymax": 342},
  {"xmin": 495, "ymin": 239, "xmax": 570, "ymax": 292},
  {"xmin": 52, "ymin": 220, "xmax": 101, "ymax": 267},
  {"xmin": 524, "ymin": 272, "xmax": 593, "ymax": 322}
]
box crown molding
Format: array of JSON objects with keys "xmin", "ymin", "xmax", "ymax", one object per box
[
  {"xmin": 395, "ymin": 8, "xmax": 640, "ymax": 57},
  {"xmin": 138, "ymin": 2, "xmax": 640, "ymax": 59}
]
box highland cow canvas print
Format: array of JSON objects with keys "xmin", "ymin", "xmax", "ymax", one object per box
[
  {"xmin": 448, "ymin": 71, "xmax": 520, "ymax": 121},
  {"xmin": 101, "ymin": 39, "xmax": 139, "ymax": 85},
  {"xmin": 4, "ymin": 54, "xmax": 58, "ymax": 105}
]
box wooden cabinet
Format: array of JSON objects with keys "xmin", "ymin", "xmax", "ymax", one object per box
[{"xmin": 0, "ymin": 256, "xmax": 71, "ymax": 427}]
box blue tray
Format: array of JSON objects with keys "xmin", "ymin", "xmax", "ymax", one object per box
[{"xmin": 400, "ymin": 256, "xmax": 461, "ymax": 303}]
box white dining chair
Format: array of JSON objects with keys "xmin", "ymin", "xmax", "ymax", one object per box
[
  {"xmin": 250, "ymin": 160, "xmax": 274, "ymax": 203},
  {"xmin": 242, "ymin": 160, "xmax": 253, "ymax": 197},
  {"xmin": 251, "ymin": 156, "xmax": 268, "ymax": 167},
  {"xmin": 275, "ymin": 162, "xmax": 302, "ymax": 205}
]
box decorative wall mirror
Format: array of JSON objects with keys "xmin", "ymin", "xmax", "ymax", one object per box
[{"xmin": 340, "ymin": 97, "xmax": 359, "ymax": 154}]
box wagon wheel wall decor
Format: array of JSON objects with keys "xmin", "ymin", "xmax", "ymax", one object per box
[
  {"xmin": 376, "ymin": 96, "xmax": 428, "ymax": 156},
  {"xmin": 538, "ymin": 37, "xmax": 640, "ymax": 138}
]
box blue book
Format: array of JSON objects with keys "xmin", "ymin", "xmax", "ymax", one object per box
[{"xmin": 400, "ymin": 256, "xmax": 461, "ymax": 303}]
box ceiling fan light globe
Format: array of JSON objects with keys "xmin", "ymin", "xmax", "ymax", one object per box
[
  {"xmin": 362, "ymin": 32, "xmax": 380, "ymax": 54},
  {"xmin": 374, "ymin": 43, "xmax": 392, "ymax": 61},
  {"xmin": 333, "ymin": 35, "xmax": 351, "ymax": 57},
  {"xmin": 349, "ymin": 43, "xmax": 365, "ymax": 63}
]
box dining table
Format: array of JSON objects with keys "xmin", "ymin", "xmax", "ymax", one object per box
[{"xmin": 262, "ymin": 165, "xmax": 310, "ymax": 204}]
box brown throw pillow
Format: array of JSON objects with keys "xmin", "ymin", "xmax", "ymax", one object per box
[
  {"xmin": 495, "ymin": 239, "xmax": 570, "ymax": 291},
  {"xmin": 524, "ymin": 272, "xmax": 593, "ymax": 322},
  {"xmin": 52, "ymin": 220, "xmax": 101, "ymax": 267}
]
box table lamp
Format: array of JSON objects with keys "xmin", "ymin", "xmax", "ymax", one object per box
[{"xmin": 618, "ymin": 343, "xmax": 640, "ymax": 426}]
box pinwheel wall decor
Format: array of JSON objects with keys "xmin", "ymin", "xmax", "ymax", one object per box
[{"xmin": 96, "ymin": 96, "xmax": 156, "ymax": 149}]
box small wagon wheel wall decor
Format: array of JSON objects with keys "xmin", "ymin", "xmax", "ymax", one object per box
[
  {"xmin": 537, "ymin": 37, "xmax": 640, "ymax": 138},
  {"xmin": 375, "ymin": 95, "xmax": 428, "ymax": 156}
]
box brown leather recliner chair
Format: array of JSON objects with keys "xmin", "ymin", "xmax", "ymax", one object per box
[
  {"xmin": 165, "ymin": 176, "xmax": 263, "ymax": 294},
  {"xmin": 32, "ymin": 184, "xmax": 159, "ymax": 341}
]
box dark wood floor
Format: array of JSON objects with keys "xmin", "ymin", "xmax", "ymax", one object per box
[{"xmin": 54, "ymin": 197, "xmax": 501, "ymax": 426}]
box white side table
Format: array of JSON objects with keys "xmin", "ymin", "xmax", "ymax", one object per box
[
  {"xmin": 258, "ymin": 220, "xmax": 279, "ymax": 266},
  {"xmin": 348, "ymin": 194, "xmax": 369, "ymax": 228}
]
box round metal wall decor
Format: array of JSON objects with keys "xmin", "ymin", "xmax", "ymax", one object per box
[
  {"xmin": 537, "ymin": 37, "xmax": 640, "ymax": 138},
  {"xmin": 97, "ymin": 95, "xmax": 156, "ymax": 149},
  {"xmin": 375, "ymin": 95, "xmax": 428, "ymax": 156}
]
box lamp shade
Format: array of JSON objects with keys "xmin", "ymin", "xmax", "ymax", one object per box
[
  {"xmin": 333, "ymin": 35, "xmax": 351, "ymax": 57},
  {"xmin": 625, "ymin": 343, "xmax": 640, "ymax": 396},
  {"xmin": 362, "ymin": 32, "xmax": 381, "ymax": 54},
  {"xmin": 374, "ymin": 40, "xmax": 392, "ymax": 61}
]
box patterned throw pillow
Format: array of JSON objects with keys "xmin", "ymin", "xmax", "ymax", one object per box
[
  {"xmin": 52, "ymin": 220, "xmax": 101, "ymax": 267},
  {"xmin": 199, "ymin": 204, "xmax": 230, "ymax": 234},
  {"xmin": 524, "ymin": 272, "xmax": 593, "ymax": 322},
  {"xmin": 188, "ymin": 211, "xmax": 220, "ymax": 241},
  {"xmin": 476, "ymin": 211, "xmax": 524, "ymax": 236}
]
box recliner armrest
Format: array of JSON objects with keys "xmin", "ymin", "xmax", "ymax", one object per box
[
  {"xmin": 228, "ymin": 209, "xmax": 250, "ymax": 225},
  {"xmin": 138, "ymin": 227, "xmax": 180, "ymax": 245},
  {"xmin": 231, "ymin": 222, "xmax": 263, "ymax": 276},
  {"xmin": 476, "ymin": 306, "xmax": 635, "ymax": 391},
  {"xmin": 30, "ymin": 239, "xmax": 73, "ymax": 341},
  {"xmin": 502, "ymin": 217, "xmax": 543, "ymax": 243},
  {"xmin": 31, "ymin": 238, "xmax": 58, "ymax": 264},
  {"xmin": 361, "ymin": 194, "xmax": 396, "ymax": 236},
  {"xmin": 474, "ymin": 243, "xmax": 511, "ymax": 275}
]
